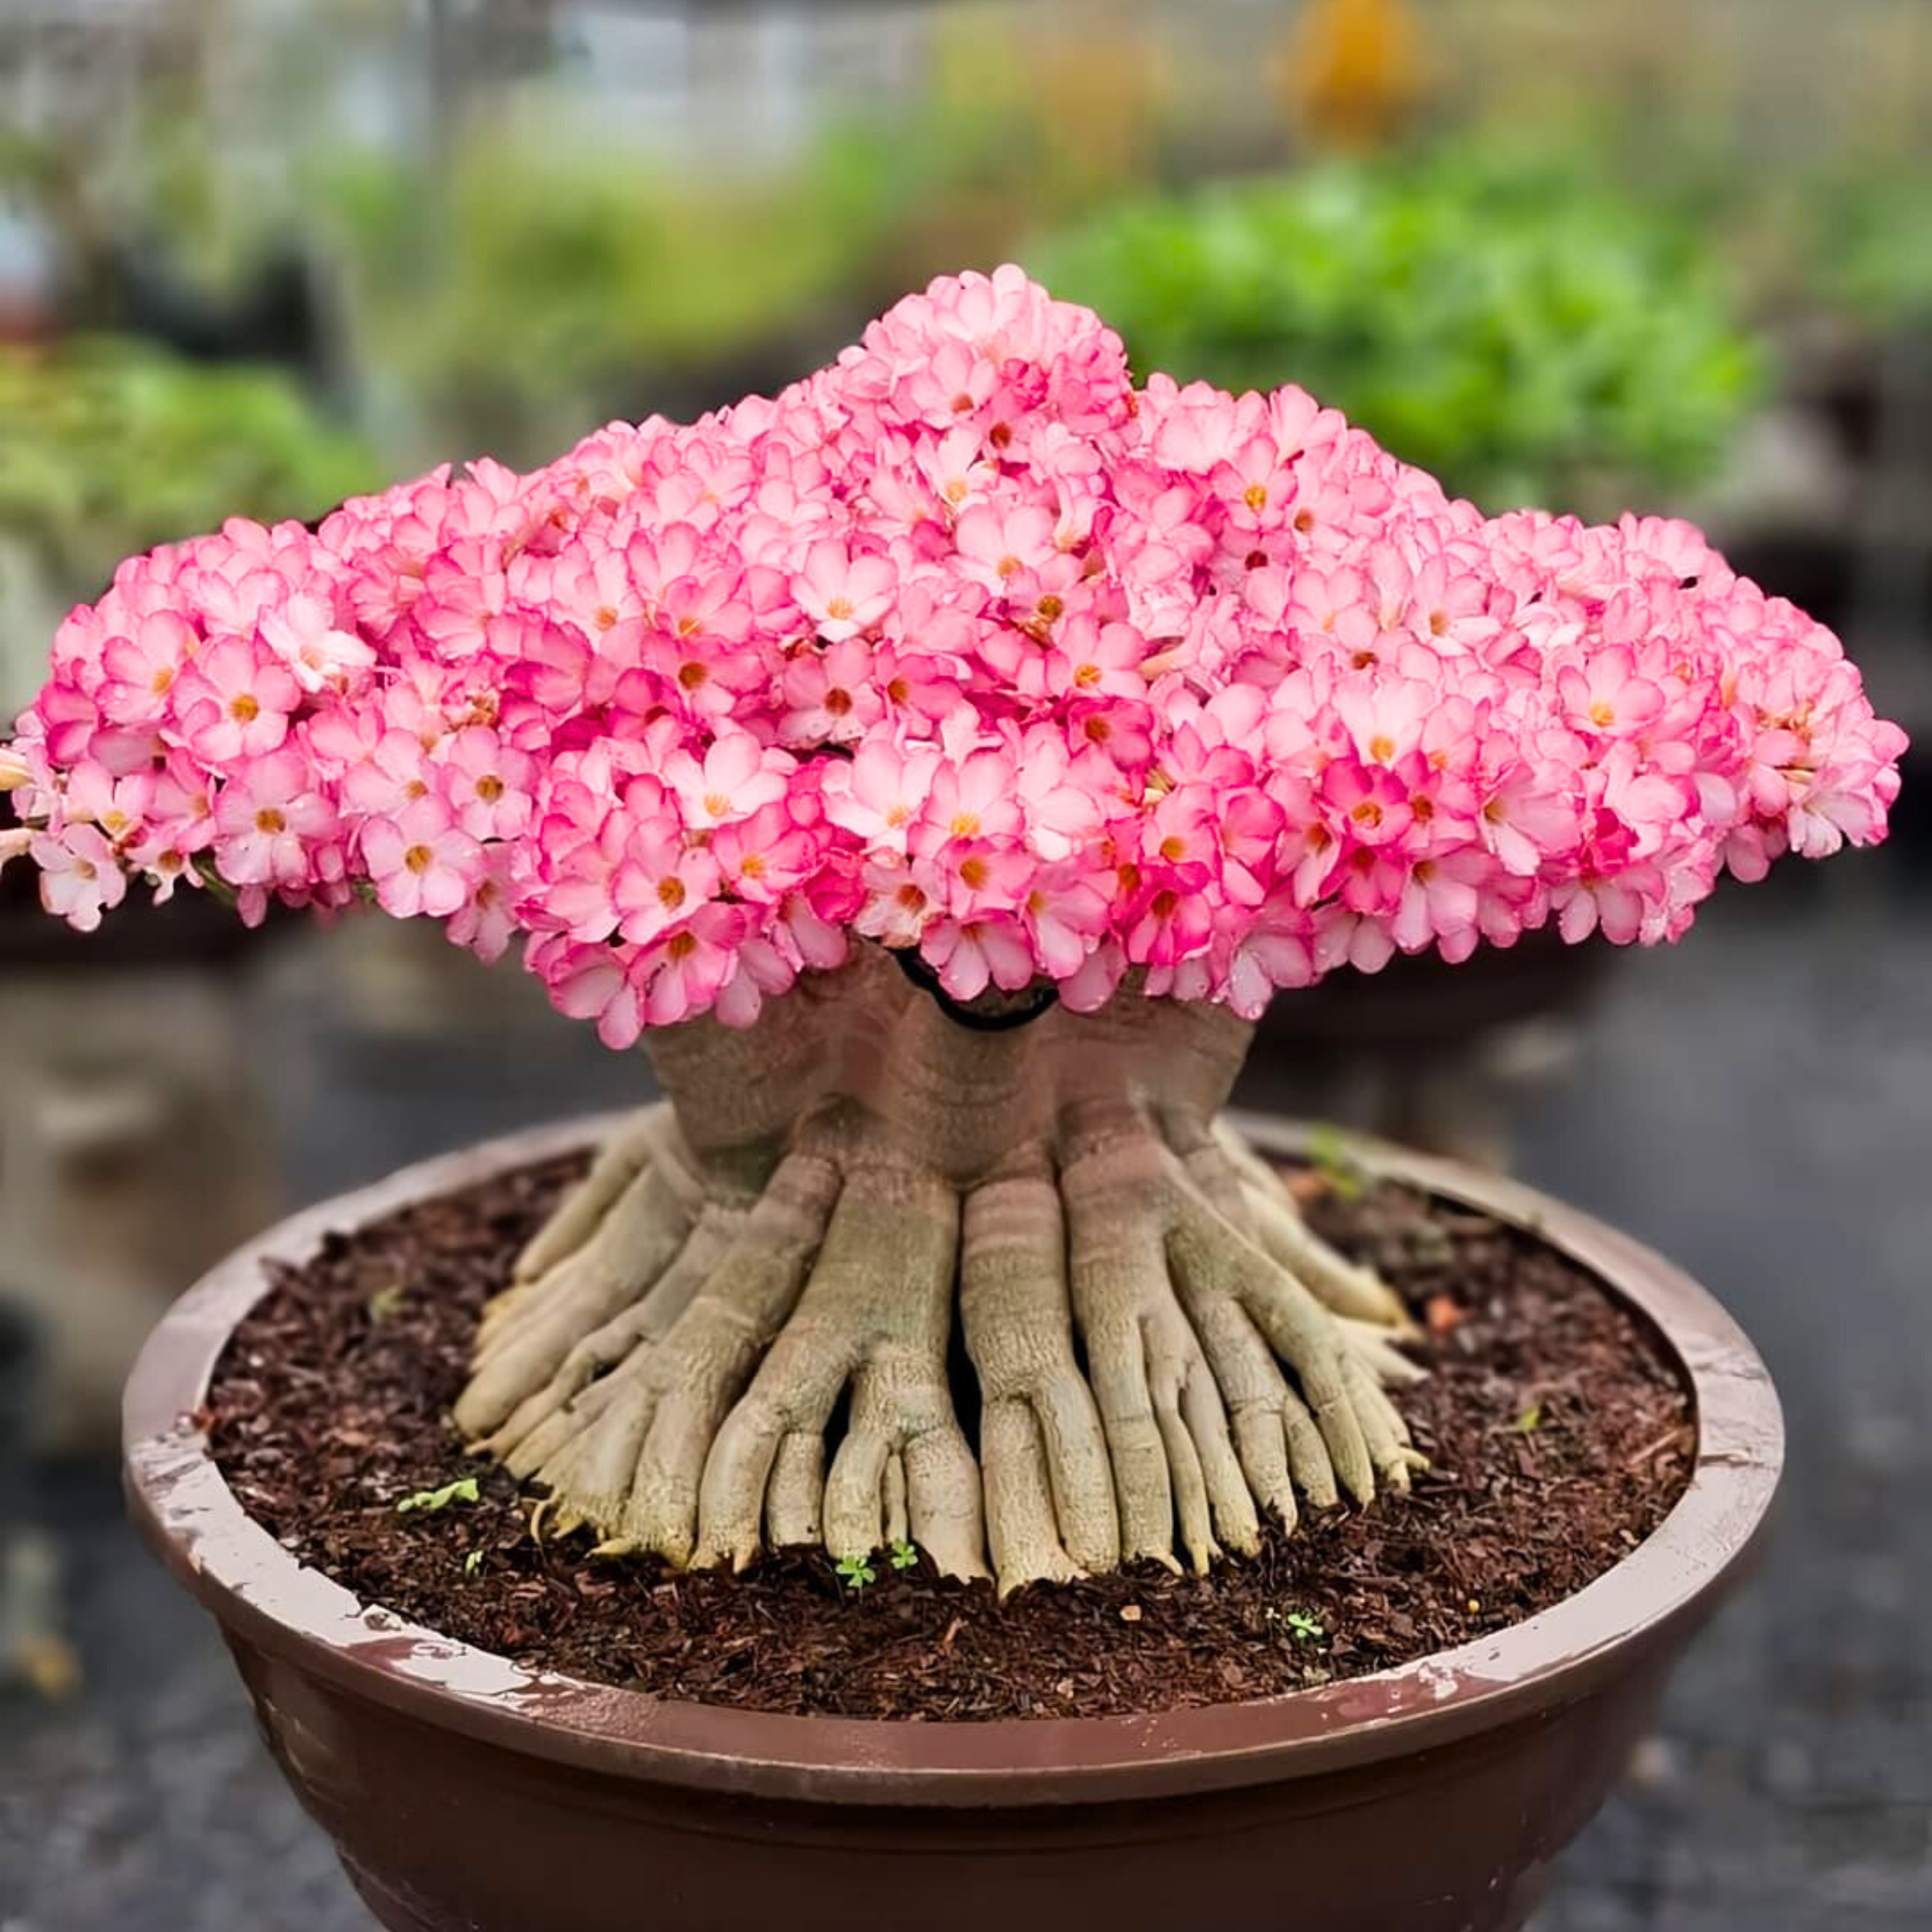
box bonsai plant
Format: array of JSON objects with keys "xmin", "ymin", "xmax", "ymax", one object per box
[
  {"xmin": 0, "ymin": 268, "xmax": 1906, "ymax": 1929},
  {"xmin": 0, "ymin": 264, "xmax": 1903, "ymax": 1587}
]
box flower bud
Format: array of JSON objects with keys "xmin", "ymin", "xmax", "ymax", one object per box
[{"xmin": 0, "ymin": 745, "xmax": 30, "ymax": 792}]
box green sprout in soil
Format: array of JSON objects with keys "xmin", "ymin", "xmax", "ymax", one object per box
[
  {"xmin": 1515, "ymin": 1403, "xmax": 1543, "ymax": 1435},
  {"xmin": 888, "ymin": 1540, "xmax": 919, "ymax": 1573},
  {"xmin": 367, "ymin": 1283, "xmax": 408, "ymax": 1325},
  {"xmin": 396, "ymin": 1477, "xmax": 480, "ymax": 1516},
  {"xmin": 836, "ymin": 1555, "xmax": 878, "ymax": 1591},
  {"xmin": 1273, "ymin": 1608, "xmax": 1327, "ymax": 1645},
  {"xmin": 464, "ymin": 1549, "xmax": 484, "ymax": 1577},
  {"xmin": 1305, "ymin": 1125, "xmax": 1367, "ymax": 1201}
]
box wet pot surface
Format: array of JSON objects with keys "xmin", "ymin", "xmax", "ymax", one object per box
[{"xmin": 125, "ymin": 1113, "xmax": 1782, "ymax": 1932}]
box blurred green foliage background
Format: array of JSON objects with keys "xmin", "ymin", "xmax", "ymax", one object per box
[{"xmin": 1030, "ymin": 144, "xmax": 1764, "ymax": 513}]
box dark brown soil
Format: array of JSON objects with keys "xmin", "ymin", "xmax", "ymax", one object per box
[{"xmin": 205, "ymin": 1151, "xmax": 1694, "ymax": 1721}]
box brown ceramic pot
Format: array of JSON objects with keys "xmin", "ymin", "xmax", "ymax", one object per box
[{"xmin": 124, "ymin": 1114, "xmax": 1781, "ymax": 1932}]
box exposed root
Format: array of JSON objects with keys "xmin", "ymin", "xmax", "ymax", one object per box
[
  {"xmin": 453, "ymin": 1109, "xmax": 711, "ymax": 1440},
  {"xmin": 455, "ymin": 966, "xmax": 1425, "ymax": 1595},
  {"xmin": 693, "ymin": 1147, "xmax": 989, "ymax": 1582},
  {"xmin": 961, "ymin": 1153, "xmax": 1119, "ymax": 1588},
  {"xmin": 1211, "ymin": 1120, "xmax": 1418, "ymax": 1333},
  {"xmin": 526, "ymin": 1150, "xmax": 840, "ymax": 1551}
]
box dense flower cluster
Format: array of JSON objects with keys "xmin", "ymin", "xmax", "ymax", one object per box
[{"xmin": 1, "ymin": 267, "xmax": 1907, "ymax": 1039}]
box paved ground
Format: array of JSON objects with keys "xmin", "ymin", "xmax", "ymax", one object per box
[{"xmin": 2, "ymin": 846, "xmax": 1927, "ymax": 1931}]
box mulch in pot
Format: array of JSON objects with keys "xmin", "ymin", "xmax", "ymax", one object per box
[{"xmin": 204, "ymin": 1150, "xmax": 1694, "ymax": 1721}]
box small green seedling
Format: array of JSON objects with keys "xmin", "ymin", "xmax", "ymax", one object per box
[
  {"xmin": 1306, "ymin": 1124, "xmax": 1366, "ymax": 1201},
  {"xmin": 888, "ymin": 1539, "xmax": 919, "ymax": 1573},
  {"xmin": 835, "ymin": 1554, "xmax": 878, "ymax": 1591},
  {"xmin": 396, "ymin": 1477, "xmax": 480, "ymax": 1516},
  {"xmin": 1277, "ymin": 1608, "xmax": 1326, "ymax": 1644},
  {"xmin": 1515, "ymin": 1403, "xmax": 1543, "ymax": 1435},
  {"xmin": 367, "ymin": 1283, "xmax": 408, "ymax": 1324}
]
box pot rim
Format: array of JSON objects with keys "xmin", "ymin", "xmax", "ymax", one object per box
[{"xmin": 124, "ymin": 1109, "xmax": 1781, "ymax": 1808}]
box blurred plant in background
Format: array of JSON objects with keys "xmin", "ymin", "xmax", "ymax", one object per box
[
  {"xmin": 313, "ymin": 126, "xmax": 916, "ymax": 469},
  {"xmin": 0, "ymin": 340, "xmax": 375, "ymax": 709},
  {"xmin": 1031, "ymin": 140, "xmax": 1765, "ymax": 516},
  {"xmin": 1801, "ymin": 167, "xmax": 1932, "ymax": 333},
  {"xmin": 0, "ymin": 338, "xmax": 371, "ymax": 583}
]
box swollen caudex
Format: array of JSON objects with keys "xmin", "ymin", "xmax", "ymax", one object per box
[{"xmin": 457, "ymin": 950, "xmax": 1427, "ymax": 1593}]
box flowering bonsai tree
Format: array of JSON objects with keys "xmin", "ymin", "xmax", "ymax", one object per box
[{"xmin": 1, "ymin": 269, "xmax": 1905, "ymax": 1594}]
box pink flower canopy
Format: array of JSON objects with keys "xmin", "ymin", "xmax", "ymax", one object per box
[{"xmin": 2, "ymin": 267, "xmax": 1907, "ymax": 1041}]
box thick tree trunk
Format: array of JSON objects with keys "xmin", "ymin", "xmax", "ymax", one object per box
[{"xmin": 457, "ymin": 945, "xmax": 1420, "ymax": 1594}]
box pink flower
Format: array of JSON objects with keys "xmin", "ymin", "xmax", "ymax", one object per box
[
  {"xmin": 99, "ymin": 612, "xmax": 197, "ymax": 725},
  {"xmin": 953, "ymin": 503, "xmax": 1057, "ymax": 592},
  {"xmin": 211, "ymin": 750, "xmax": 338, "ymax": 888},
  {"xmin": 442, "ymin": 727, "xmax": 535, "ymax": 841},
  {"xmin": 1041, "ymin": 617, "xmax": 1149, "ymax": 703},
  {"xmin": 1551, "ymin": 867, "xmax": 1661, "ymax": 946},
  {"xmin": 1021, "ymin": 867, "xmax": 1111, "ymax": 978},
  {"xmin": 920, "ymin": 915, "xmax": 1037, "ymax": 1001},
  {"xmin": 924, "ymin": 837, "xmax": 1032, "ymax": 920},
  {"xmin": 1477, "ymin": 752, "xmax": 1580, "ymax": 876},
  {"xmin": 341, "ymin": 726, "xmax": 439, "ymax": 819},
  {"xmin": 780, "ymin": 638, "xmax": 883, "ymax": 746},
  {"xmin": 1321, "ymin": 760, "xmax": 1414, "ymax": 850},
  {"xmin": 824, "ymin": 740, "xmax": 942, "ymax": 851},
  {"xmin": 362, "ymin": 797, "xmax": 484, "ymax": 919},
  {"xmin": 31, "ymin": 824, "xmax": 128, "ymax": 931},
  {"xmin": 637, "ymin": 904, "xmax": 746, "ymax": 1026},
  {"xmin": 258, "ymin": 589, "xmax": 377, "ymax": 694},
  {"xmin": 36, "ymin": 678, "xmax": 103, "ymax": 767},
  {"xmin": 613, "ymin": 835, "xmax": 721, "ymax": 949},
  {"xmin": 448, "ymin": 849, "xmax": 519, "ymax": 962},
  {"xmin": 912, "ymin": 749, "xmax": 1024, "ymax": 852},
  {"xmin": 1122, "ymin": 875, "xmax": 1215, "ymax": 968},
  {"xmin": 710, "ymin": 803, "xmax": 819, "ymax": 905},
  {"xmin": 173, "ymin": 638, "xmax": 301, "ymax": 762},
  {"xmin": 662, "ymin": 729, "xmax": 793, "ymax": 831},
  {"xmin": 1558, "ymin": 646, "xmax": 1666, "ymax": 739},
  {"xmin": 543, "ymin": 941, "xmax": 645, "ymax": 1050},
  {"xmin": 795, "ymin": 540, "xmax": 897, "ymax": 643},
  {"xmin": 1389, "ymin": 850, "xmax": 1493, "ymax": 954}
]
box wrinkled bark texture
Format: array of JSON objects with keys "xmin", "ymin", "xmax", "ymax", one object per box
[{"xmin": 457, "ymin": 948, "xmax": 1421, "ymax": 1594}]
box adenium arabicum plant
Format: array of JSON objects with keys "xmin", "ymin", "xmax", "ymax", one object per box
[{"xmin": 2, "ymin": 268, "xmax": 1904, "ymax": 1596}]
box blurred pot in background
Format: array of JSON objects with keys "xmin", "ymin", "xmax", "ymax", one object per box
[{"xmin": 0, "ymin": 868, "xmax": 279, "ymax": 1453}]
